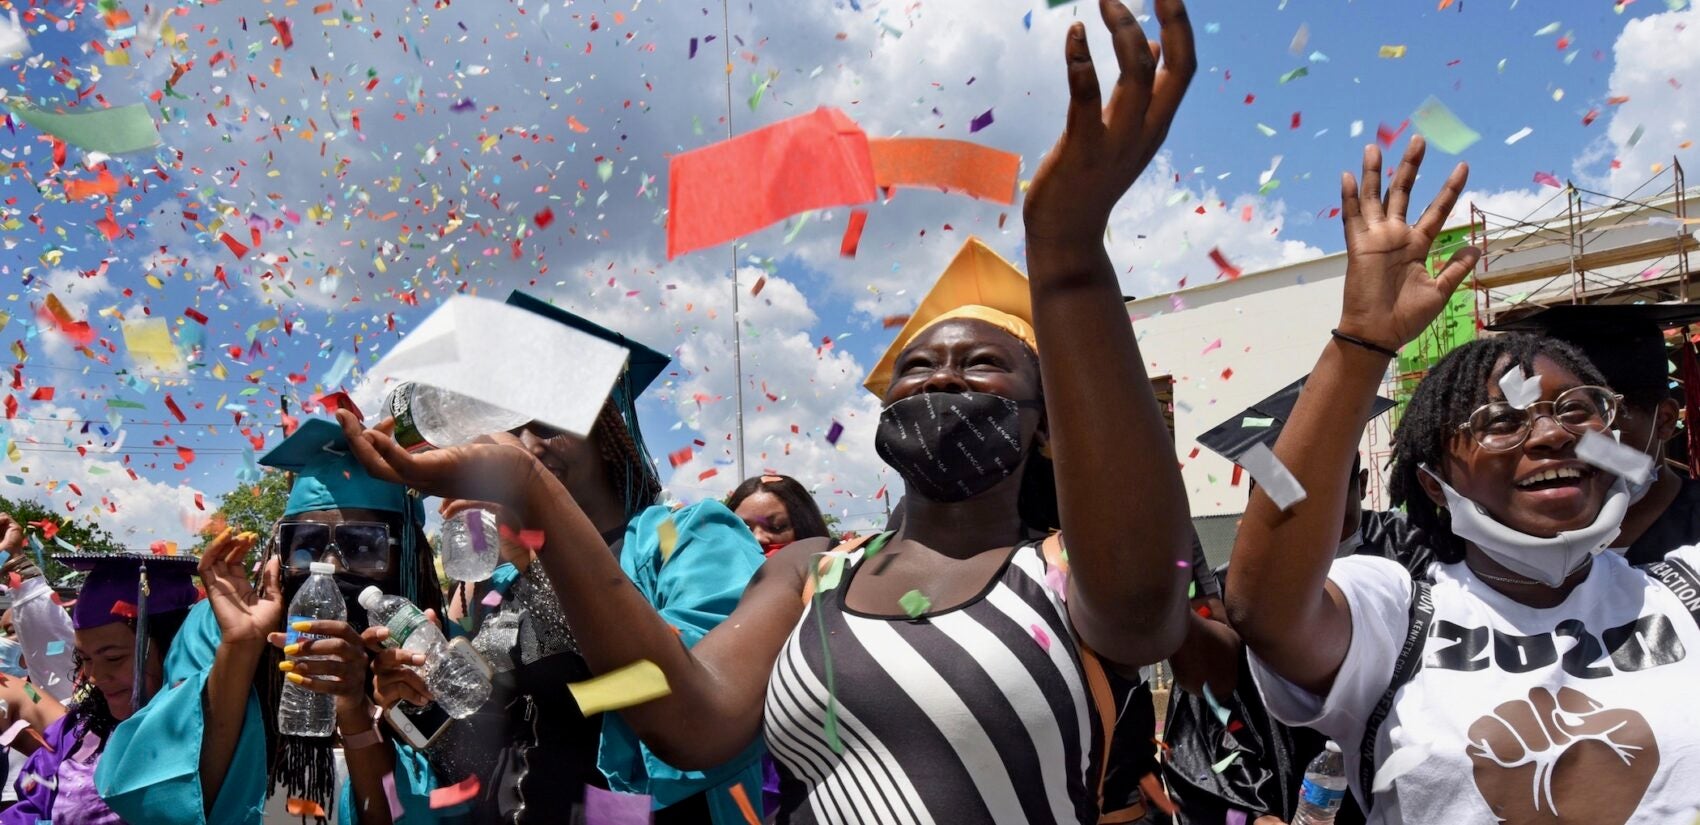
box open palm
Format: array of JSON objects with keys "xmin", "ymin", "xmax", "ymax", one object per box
[
  {"xmin": 199, "ymin": 529, "xmax": 280, "ymax": 645},
  {"xmin": 1336, "ymin": 137, "xmax": 1482, "ymax": 351}
]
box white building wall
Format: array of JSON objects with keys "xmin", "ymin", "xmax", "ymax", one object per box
[{"xmin": 1127, "ymin": 249, "xmax": 1394, "ymax": 521}]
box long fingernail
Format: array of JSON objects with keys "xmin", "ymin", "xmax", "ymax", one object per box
[
  {"xmin": 412, "ymin": 654, "xmax": 426, "ymax": 665},
  {"xmin": 291, "ymin": 621, "xmax": 313, "ymax": 632},
  {"xmin": 278, "ymin": 661, "xmax": 295, "ymax": 673},
  {"xmin": 284, "ymin": 643, "xmax": 301, "ymax": 656},
  {"xmin": 285, "ymin": 673, "xmax": 306, "ymax": 685}
]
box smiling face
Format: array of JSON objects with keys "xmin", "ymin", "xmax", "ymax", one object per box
[
  {"xmin": 734, "ymin": 491, "xmax": 795, "ymax": 547},
  {"xmin": 75, "ymin": 622, "xmax": 163, "ymax": 721},
  {"xmin": 1427, "ymin": 355, "xmax": 1615, "ymax": 538}
]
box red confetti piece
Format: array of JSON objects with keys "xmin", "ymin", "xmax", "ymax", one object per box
[
  {"xmin": 176, "ymin": 446, "xmax": 196, "ymax": 465},
  {"xmin": 881, "ymin": 314, "xmax": 910, "ymax": 329},
  {"xmin": 567, "ymin": 116, "xmax": 590, "ymax": 133},
  {"xmin": 668, "ymin": 446, "xmax": 693, "ymax": 468},
  {"xmin": 1533, "ymin": 171, "xmax": 1563, "ymax": 189},
  {"xmin": 164, "ymin": 394, "xmax": 187, "ymax": 423},
  {"xmin": 1290, "ymin": 112, "xmax": 1301, "ymax": 130},
  {"xmin": 184, "ymin": 308, "xmax": 208, "ymax": 325},
  {"xmin": 1209, "ymin": 247, "xmax": 1243, "ymax": 280},
  {"xmin": 533, "ymin": 207, "xmax": 554, "ymax": 229},
  {"xmin": 840, "ymin": 208, "xmax": 868, "ymax": 258},
  {"xmin": 110, "ymin": 601, "xmax": 137, "ymax": 619},
  {"xmin": 1230, "ymin": 465, "xmax": 1244, "ymax": 486},
  {"xmin": 29, "ymin": 387, "xmax": 52, "ymax": 401},
  {"xmin": 1376, "ymin": 120, "xmax": 1410, "ymax": 148},
  {"xmin": 429, "ymin": 775, "xmax": 481, "ymax": 810},
  {"xmin": 273, "ymin": 17, "xmax": 294, "ymax": 48},
  {"xmin": 698, "ymin": 467, "xmax": 719, "ymax": 482},
  {"xmin": 3, "ymin": 396, "xmax": 16, "ymax": 420},
  {"xmin": 219, "ymin": 233, "xmax": 250, "ymax": 259}
]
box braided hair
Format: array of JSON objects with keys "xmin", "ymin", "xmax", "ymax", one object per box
[
  {"xmin": 1387, "ymin": 334, "xmax": 1609, "ymax": 564},
  {"xmin": 593, "ymin": 400, "xmax": 663, "ymax": 521}
]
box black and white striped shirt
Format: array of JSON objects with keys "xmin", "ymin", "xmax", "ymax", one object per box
[{"xmin": 763, "ymin": 539, "xmax": 1104, "ymax": 824}]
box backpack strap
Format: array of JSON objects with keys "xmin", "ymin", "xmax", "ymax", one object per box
[
  {"xmin": 1040, "ymin": 535, "xmax": 1148, "ymax": 823},
  {"xmin": 1638, "ymin": 555, "xmax": 1700, "ymax": 626},
  {"xmin": 1358, "ymin": 579, "xmax": 1433, "ymax": 812},
  {"xmin": 798, "ymin": 533, "xmax": 884, "ymax": 605}
]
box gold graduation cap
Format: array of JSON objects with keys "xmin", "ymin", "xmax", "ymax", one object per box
[{"xmin": 863, "ymin": 237, "xmax": 1035, "ymax": 398}]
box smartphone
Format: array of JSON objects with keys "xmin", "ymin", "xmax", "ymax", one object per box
[{"xmin": 384, "ymin": 700, "xmax": 453, "ymax": 750}]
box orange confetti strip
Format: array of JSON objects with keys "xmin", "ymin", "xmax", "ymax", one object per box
[
  {"xmin": 285, "ymin": 799, "xmax": 326, "ymax": 818},
  {"xmin": 65, "ymin": 169, "xmax": 119, "ymax": 201},
  {"xmin": 729, "ymin": 784, "xmax": 761, "ymax": 825},
  {"xmin": 867, "ymin": 138, "xmax": 1019, "ymax": 205},
  {"xmin": 429, "ymin": 774, "xmax": 480, "ymax": 809},
  {"xmin": 840, "ymin": 208, "xmax": 869, "ymax": 258}
]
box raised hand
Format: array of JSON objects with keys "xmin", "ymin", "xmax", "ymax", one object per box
[
  {"xmin": 1337, "ymin": 136, "xmax": 1481, "ymax": 352},
  {"xmin": 336, "ymin": 410, "xmax": 541, "ymax": 519},
  {"xmin": 199, "ymin": 529, "xmax": 276, "ymax": 646},
  {"xmin": 1024, "ymin": 0, "xmax": 1195, "ymax": 244},
  {"xmin": 0, "ymin": 514, "xmax": 26, "ymax": 559}
]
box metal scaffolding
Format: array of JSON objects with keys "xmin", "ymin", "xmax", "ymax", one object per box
[{"xmin": 1469, "ymin": 158, "xmax": 1695, "ymax": 325}]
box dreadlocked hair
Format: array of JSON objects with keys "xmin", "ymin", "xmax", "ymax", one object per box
[
  {"xmin": 64, "ymin": 607, "xmax": 189, "ymax": 759},
  {"xmin": 1387, "ymin": 333, "xmax": 1609, "ymax": 565},
  {"xmin": 595, "ymin": 400, "xmax": 663, "ymax": 520}
]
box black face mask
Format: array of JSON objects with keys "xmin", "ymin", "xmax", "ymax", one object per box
[
  {"xmin": 281, "ymin": 569, "xmax": 385, "ymax": 632},
  {"xmin": 875, "ymin": 391, "xmax": 1038, "ymax": 503}
]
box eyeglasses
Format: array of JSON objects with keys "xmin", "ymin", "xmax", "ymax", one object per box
[
  {"xmin": 1458, "ymin": 385, "xmax": 1621, "ymax": 452},
  {"xmin": 272, "ymin": 521, "xmax": 396, "ymax": 579}
]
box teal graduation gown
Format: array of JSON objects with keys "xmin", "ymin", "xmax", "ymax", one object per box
[{"xmin": 93, "ymin": 600, "xmax": 269, "ymax": 824}]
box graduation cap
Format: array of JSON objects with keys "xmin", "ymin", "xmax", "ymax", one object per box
[
  {"xmin": 1197, "ymin": 376, "xmax": 1397, "ymax": 465},
  {"xmin": 260, "ymin": 418, "xmax": 428, "ymax": 602},
  {"xmin": 1487, "ymin": 303, "xmax": 1700, "ymax": 404},
  {"xmin": 504, "ymin": 290, "xmax": 669, "ymax": 519},
  {"xmin": 865, "ymin": 237, "xmax": 1035, "ymax": 398},
  {"xmin": 62, "ymin": 552, "xmax": 201, "ymax": 711}
]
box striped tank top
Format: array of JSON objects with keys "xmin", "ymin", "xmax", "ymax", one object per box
[{"xmin": 763, "ymin": 537, "xmax": 1105, "ymax": 824}]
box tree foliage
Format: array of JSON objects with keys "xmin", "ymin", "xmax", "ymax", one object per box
[
  {"xmin": 0, "ymin": 495, "xmax": 125, "ymax": 583},
  {"xmin": 196, "ymin": 469, "xmax": 292, "ymax": 550}
]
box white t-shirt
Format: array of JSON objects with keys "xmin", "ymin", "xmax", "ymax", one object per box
[{"xmin": 1251, "ymin": 547, "xmax": 1700, "ymax": 824}]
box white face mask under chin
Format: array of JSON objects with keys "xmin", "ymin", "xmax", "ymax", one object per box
[
  {"xmin": 1424, "ymin": 466, "xmax": 1629, "ymax": 588},
  {"xmin": 1619, "ymin": 425, "xmax": 1664, "ymax": 506}
]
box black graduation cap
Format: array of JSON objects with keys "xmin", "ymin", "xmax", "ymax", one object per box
[
  {"xmin": 1197, "ymin": 376, "xmax": 1397, "ymax": 464},
  {"xmin": 1487, "ymin": 303, "xmax": 1700, "ymax": 402}
]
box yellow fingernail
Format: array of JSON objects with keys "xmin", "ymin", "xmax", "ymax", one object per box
[
  {"xmin": 285, "ymin": 673, "xmax": 306, "ymax": 685},
  {"xmin": 291, "ymin": 621, "xmax": 313, "ymax": 632},
  {"xmin": 277, "ymin": 661, "xmax": 294, "ymax": 673},
  {"xmin": 284, "ymin": 643, "xmax": 301, "ymax": 656}
]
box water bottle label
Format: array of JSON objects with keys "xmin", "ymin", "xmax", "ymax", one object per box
[
  {"xmin": 387, "ymin": 383, "xmax": 434, "ymax": 453},
  {"xmin": 285, "ymin": 614, "xmax": 330, "ymax": 648},
  {"xmin": 1300, "ymin": 779, "xmax": 1346, "ymax": 808},
  {"xmin": 383, "ymin": 606, "xmax": 431, "ymax": 649}
]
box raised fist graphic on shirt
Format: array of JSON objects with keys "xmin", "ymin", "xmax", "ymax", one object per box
[{"xmin": 1465, "ymin": 686, "xmax": 1657, "ymax": 824}]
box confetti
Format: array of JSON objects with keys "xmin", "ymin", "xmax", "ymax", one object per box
[
  {"xmin": 1505, "ymin": 126, "xmax": 1534, "ymax": 145},
  {"xmin": 286, "ymin": 799, "xmax": 327, "ymax": 818},
  {"xmin": 428, "ymin": 775, "xmax": 481, "ymax": 810},
  {"xmin": 583, "ymin": 786, "xmax": 653, "ymax": 824},
  {"xmin": 1497, "ymin": 364, "xmax": 1544, "ymax": 410},
  {"xmin": 1411, "ymin": 96, "xmax": 1481, "ymax": 155},
  {"xmin": 968, "ymin": 108, "xmax": 995, "ymax": 133},
  {"xmin": 657, "ymin": 517, "xmax": 679, "ymax": 563},
  {"xmin": 1239, "ymin": 442, "xmax": 1307, "ymax": 511},
  {"xmin": 868, "ymin": 138, "xmax": 1020, "ymax": 204},
  {"xmin": 841, "ymin": 209, "xmax": 869, "ymax": 258},
  {"xmin": 0, "ymin": 720, "xmax": 27, "ymax": 748},
  {"xmin": 1209, "ymin": 248, "xmax": 1243, "ymax": 280},
  {"xmin": 567, "ymin": 660, "xmax": 672, "ymax": 714},
  {"xmin": 381, "ymin": 772, "xmax": 405, "ymax": 820},
  {"xmin": 8, "ymin": 102, "xmax": 160, "ymax": 154},
  {"xmin": 1378, "ymin": 45, "xmax": 1407, "ymax": 59},
  {"xmin": 1030, "ymin": 624, "xmax": 1051, "ymax": 652},
  {"xmin": 1577, "ymin": 430, "xmax": 1656, "ymax": 485},
  {"xmin": 666, "ymin": 107, "xmax": 875, "ymax": 259},
  {"xmin": 899, "ymin": 589, "xmax": 932, "ymax": 618}
]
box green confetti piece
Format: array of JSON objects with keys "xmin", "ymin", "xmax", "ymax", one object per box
[
  {"xmin": 899, "ymin": 590, "xmax": 932, "ymax": 619},
  {"xmin": 1278, "ymin": 66, "xmax": 1309, "ymax": 84},
  {"xmin": 1211, "ymin": 752, "xmax": 1240, "ymax": 774},
  {"xmin": 9, "ymin": 102, "xmax": 161, "ymax": 154},
  {"xmin": 1241, "ymin": 416, "xmax": 1275, "ymax": 428},
  {"xmin": 1202, "ymin": 682, "xmax": 1231, "ymax": 725},
  {"xmin": 1255, "ymin": 123, "xmax": 1277, "ymax": 137},
  {"xmin": 1258, "ymin": 179, "xmax": 1281, "ymax": 195},
  {"xmin": 23, "ymin": 683, "xmax": 38, "ymax": 704},
  {"xmin": 808, "ymin": 560, "xmax": 844, "ymax": 754},
  {"xmin": 104, "ymin": 399, "xmax": 146, "ymax": 409},
  {"xmin": 816, "ymin": 554, "xmax": 847, "ymax": 592},
  {"xmin": 597, "ymin": 158, "xmax": 615, "ymax": 183},
  {"xmin": 1411, "ymin": 96, "xmax": 1481, "ymax": 155}
]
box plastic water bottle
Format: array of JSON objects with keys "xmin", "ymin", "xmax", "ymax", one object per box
[
  {"xmin": 472, "ymin": 608, "xmax": 520, "ymax": 674},
  {"xmin": 278, "ymin": 562, "xmax": 345, "ymax": 737},
  {"xmin": 359, "ymin": 587, "xmax": 493, "ymax": 718},
  {"xmin": 439, "ymin": 509, "xmax": 500, "ymax": 582},
  {"xmin": 1293, "ymin": 741, "xmax": 1348, "ymax": 825},
  {"xmin": 384, "ymin": 381, "xmax": 530, "ymax": 453}
]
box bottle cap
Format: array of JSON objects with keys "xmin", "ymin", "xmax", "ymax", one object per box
[
  {"xmin": 358, "ymin": 586, "xmax": 385, "ymax": 610},
  {"xmin": 1325, "ymin": 740, "xmax": 1341, "ymax": 753},
  {"xmin": 308, "ymin": 561, "xmax": 337, "ymax": 576}
]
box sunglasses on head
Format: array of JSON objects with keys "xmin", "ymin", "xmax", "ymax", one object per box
[{"xmin": 272, "ymin": 521, "xmax": 396, "ymax": 579}]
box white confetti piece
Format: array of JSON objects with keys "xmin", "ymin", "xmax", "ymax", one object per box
[
  {"xmin": 1505, "ymin": 126, "xmax": 1533, "ymax": 145},
  {"xmin": 1497, "ymin": 365, "xmax": 1544, "ymax": 410},
  {"xmin": 1577, "ymin": 429, "xmax": 1655, "ymax": 485},
  {"xmin": 1241, "ymin": 442, "xmax": 1308, "ymax": 511}
]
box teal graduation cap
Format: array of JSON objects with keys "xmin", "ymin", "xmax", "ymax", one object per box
[
  {"xmin": 259, "ymin": 418, "xmax": 429, "ymax": 600},
  {"xmin": 504, "ymin": 290, "xmax": 669, "ymax": 519}
]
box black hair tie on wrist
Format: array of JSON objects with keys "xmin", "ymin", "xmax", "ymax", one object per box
[{"xmin": 1331, "ymin": 328, "xmax": 1400, "ymax": 359}]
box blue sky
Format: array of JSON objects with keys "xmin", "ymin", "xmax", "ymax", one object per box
[{"xmin": 0, "ymin": 0, "xmax": 1693, "ymax": 541}]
